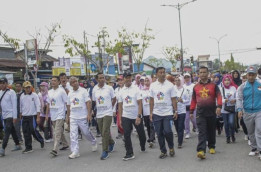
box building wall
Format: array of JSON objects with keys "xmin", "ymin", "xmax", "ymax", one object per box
[{"xmin": 0, "ymin": 48, "xmax": 15, "ymax": 59}]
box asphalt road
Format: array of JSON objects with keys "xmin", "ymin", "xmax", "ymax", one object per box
[{"xmin": 0, "ymin": 125, "xmax": 260, "ymax": 172}]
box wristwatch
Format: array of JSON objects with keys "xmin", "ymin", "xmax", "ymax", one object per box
[{"xmin": 138, "ymin": 114, "xmax": 142, "ymax": 118}]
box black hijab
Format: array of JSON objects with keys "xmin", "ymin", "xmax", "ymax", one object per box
[{"xmin": 232, "ymin": 70, "xmax": 242, "ymax": 86}]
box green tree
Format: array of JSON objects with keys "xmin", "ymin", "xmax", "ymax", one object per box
[
  {"xmin": 0, "ymin": 22, "xmax": 61, "ymax": 90},
  {"xmin": 116, "ymin": 23, "xmax": 155, "ymax": 72},
  {"xmin": 148, "ymin": 58, "xmax": 164, "ymax": 68},
  {"xmin": 161, "ymin": 46, "xmax": 181, "ymax": 69}
]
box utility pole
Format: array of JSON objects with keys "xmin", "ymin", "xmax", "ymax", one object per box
[
  {"xmin": 161, "ymin": 0, "xmax": 197, "ymax": 74},
  {"xmin": 83, "ymin": 31, "xmax": 90, "ymax": 79},
  {"xmin": 210, "ymin": 34, "xmax": 227, "ymax": 68}
]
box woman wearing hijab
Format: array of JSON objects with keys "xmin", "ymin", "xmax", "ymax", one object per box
[
  {"xmin": 141, "ymin": 76, "xmax": 155, "ymax": 148},
  {"xmin": 213, "ymin": 73, "xmax": 224, "ymax": 135},
  {"xmin": 232, "ymin": 70, "xmax": 242, "ymax": 133},
  {"xmin": 220, "ymin": 74, "xmax": 237, "ymax": 143},
  {"xmin": 174, "ymin": 76, "xmax": 190, "ymax": 148},
  {"xmin": 38, "ymin": 82, "xmax": 53, "ymax": 142}
]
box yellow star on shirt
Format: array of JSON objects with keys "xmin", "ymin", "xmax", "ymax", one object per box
[{"xmin": 200, "ymin": 87, "xmax": 209, "ymax": 98}]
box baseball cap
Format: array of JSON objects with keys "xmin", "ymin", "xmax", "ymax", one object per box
[
  {"xmin": 184, "ymin": 73, "xmax": 191, "ymax": 77},
  {"xmin": 247, "ymin": 66, "xmax": 257, "ymax": 74},
  {"xmin": 0, "ymin": 77, "xmax": 8, "ymax": 83},
  {"xmin": 140, "ymin": 76, "xmax": 145, "ymax": 80},
  {"xmin": 117, "ymin": 75, "xmax": 123, "ymax": 80},
  {"xmin": 23, "ymin": 81, "xmax": 32, "ymax": 87},
  {"xmin": 123, "ymin": 71, "xmax": 132, "ymax": 78}
]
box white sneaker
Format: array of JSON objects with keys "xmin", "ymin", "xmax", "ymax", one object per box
[
  {"xmin": 248, "ymin": 140, "xmax": 251, "ymax": 146},
  {"xmin": 244, "ymin": 135, "xmax": 248, "ymax": 141},
  {"xmin": 68, "ymin": 152, "xmax": 80, "ymax": 159},
  {"xmin": 92, "ymin": 143, "xmax": 98, "ymax": 152},
  {"xmin": 249, "ymin": 149, "xmax": 257, "ymax": 156},
  {"xmin": 112, "ymin": 123, "xmax": 117, "ymax": 127},
  {"xmin": 258, "ymin": 153, "xmax": 261, "ymax": 160},
  {"xmin": 185, "ymin": 134, "xmax": 190, "ymax": 139}
]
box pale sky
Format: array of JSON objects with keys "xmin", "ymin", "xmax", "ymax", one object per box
[{"xmin": 1, "ymin": 0, "xmax": 261, "ymax": 65}]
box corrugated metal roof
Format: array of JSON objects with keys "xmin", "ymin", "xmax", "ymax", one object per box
[{"xmin": 0, "ymin": 59, "xmax": 25, "ymax": 68}]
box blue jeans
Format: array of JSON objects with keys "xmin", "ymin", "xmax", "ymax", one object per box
[
  {"xmin": 222, "ymin": 113, "xmax": 235, "ymax": 138},
  {"xmin": 174, "ymin": 113, "xmax": 186, "ymax": 145},
  {"xmin": 153, "ymin": 114, "xmax": 174, "ymax": 154}
]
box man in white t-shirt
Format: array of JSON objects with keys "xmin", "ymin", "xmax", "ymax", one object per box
[
  {"xmin": 92, "ymin": 72, "xmax": 116, "ymax": 160},
  {"xmin": 118, "ymin": 72, "xmax": 146, "ymax": 161},
  {"xmin": 47, "ymin": 76, "xmax": 69, "ymax": 157},
  {"xmin": 66, "ymin": 77, "xmax": 97, "ymax": 159},
  {"xmin": 149, "ymin": 67, "xmax": 178, "ymax": 159}
]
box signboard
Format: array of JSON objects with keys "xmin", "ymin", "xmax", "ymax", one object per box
[
  {"xmin": 0, "ymin": 74, "xmax": 14, "ymax": 84},
  {"xmin": 70, "ymin": 68, "xmax": 81, "ymax": 76},
  {"xmin": 52, "ymin": 67, "xmax": 66, "ymax": 76},
  {"xmin": 26, "ymin": 39, "xmax": 38, "ymax": 66},
  {"xmin": 118, "ymin": 46, "xmax": 134, "ymax": 74}
]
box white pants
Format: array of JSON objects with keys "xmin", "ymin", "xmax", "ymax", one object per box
[{"xmin": 70, "ymin": 118, "xmax": 96, "ymax": 154}]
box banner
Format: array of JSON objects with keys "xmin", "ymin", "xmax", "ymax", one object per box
[
  {"xmin": 52, "ymin": 67, "xmax": 66, "ymax": 76},
  {"xmin": 118, "ymin": 46, "xmax": 134, "ymax": 74},
  {"xmin": 26, "ymin": 39, "xmax": 38, "ymax": 66}
]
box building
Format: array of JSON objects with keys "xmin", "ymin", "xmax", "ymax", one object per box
[{"xmin": 197, "ymin": 55, "xmax": 213, "ymax": 71}]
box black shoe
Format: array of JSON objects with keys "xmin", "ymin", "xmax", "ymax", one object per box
[
  {"xmin": 178, "ymin": 144, "xmax": 182, "ymax": 149},
  {"xmin": 226, "ymin": 137, "xmax": 231, "ymax": 144},
  {"xmin": 50, "ymin": 150, "xmax": 58, "ymax": 156},
  {"xmin": 218, "ymin": 129, "xmax": 221, "ymax": 135},
  {"xmin": 96, "ymin": 133, "xmax": 101, "ymax": 137},
  {"xmin": 123, "ymin": 154, "xmax": 135, "ymax": 161},
  {"xmin": 22, "ymin": 149, "xmax": 33, "ymax": 154},
  {"xmin": 40, "ymin": 142, "xmax": 44, "ymax": 148},
  {"xmin": 231, "ymin": 136, "xmax": 236, "ymax": 143},
  {"xmin": 169, "ymin": 148, "xmax": 175, "ymax": 157},
  {"xmin": 59, "ymin": 146, "xmax": 69, "ymax": 151},
  {"xmin": 159, "ymin": 152, "xmax": 167, "ymax": 159},
  {"xmin": 140, "ymin": 147, "xmax": 146, "ymax": 152}
]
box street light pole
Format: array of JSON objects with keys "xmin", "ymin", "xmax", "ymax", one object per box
[
  {"xmin": 161, "ymin": 0, "xmax": 197, "ymax": 74},
  {"xmin": 210, "ymin": 34, "xmax": 227, "ymax": 68}
]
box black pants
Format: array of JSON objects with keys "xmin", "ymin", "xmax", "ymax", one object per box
[
  {"xmin": 122, "ymin": 117, "xmax": 146, "ymax": 155},
  {"xmin": 143, "ymin": 116, "xmax": 155, "ymax": 142},
  {"xmin": 196, "ymin": 115, "xmax": 216, "ymax": 152},
  {"xmin": 2, "ymin": 118, "xmax": 19, "ymax": 149},
  {"xmin": 174, "ymin": 113, "xmax": 186, "ymax": 145},
  {"xmin": 0, "ymin": 115, "xmax": 4, "ymax": 140},
  {"xmin": 22, "ymin": 116, "xmax": 44, "ymax": 150},
  {"xmin": 39, "ymin": 117, "xmax": 52, "ymax": 140},
  {"xmin": 216, "ymin": 116, "xmax": 224, "ymax": 132},
  {"xmin": 240, "ymin": 117, "xmax": 248, "ymax": 135}
]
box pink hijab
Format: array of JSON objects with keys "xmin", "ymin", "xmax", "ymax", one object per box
[
  {"xmin": 222, "ymin": 74, "xmax": 238, "ymax": 89},
  {"xmin": 143, "ymin": 76, "xmax": 152, "ymax": 90}
]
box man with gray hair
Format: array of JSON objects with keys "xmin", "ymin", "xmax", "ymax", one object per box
[
  {"xmin": 66, "ymin": 76, "xmax": 97, "ymax": 159},
  {"xmin": 237, "ymin": 66, "xmax": 261, "ymax": 160}
]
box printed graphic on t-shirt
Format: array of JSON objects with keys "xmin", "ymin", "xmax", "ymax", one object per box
[
  {"xmin": 125, "ymin": 96, "xmax": 132, "ymax": 104},
  {"xmin": 50, "ymin": 98, "xmax": 57, "ymax": 110},
  {"xmin": 157, "ymin": 92, "xmax": 164, "ymax": 100},
  {"xmin": 73, "ymin": 98, "xmax": 79, "ymax": 105},
  {"xmin": 144, "ymin": 96, "xmax": 150, "ymax": 106},
  {"xmin": 199, "ymin": 87, "xmax": 209, "ymax": 99},
  {"xmin": 98, "ymin": 96, "xmax": 105, "ymax": 104}
]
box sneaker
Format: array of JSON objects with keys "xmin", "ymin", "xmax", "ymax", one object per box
[
  {"xmin": 0, "ymin": 148, "xmax": 5, "ymax": 157},
  {"xmin": 185, "ymin": 134, "xmax": 190, "ymax": 139},
  {"xmin": 22, "ymin": 149, "xmax": 34, "ymax": 154},
  {"xmin": 149, "ymin": 142, "xmax": 154, "ymax": 148},
  {"xmin": 68, "ymin": 152, "xmax": 80, "ymax": 159},
  {"xmin": 45, "ymin": 139, "xmax": 53, "ymax": 143},
  {"xmin": 169, "ymin": 148, "xmax": 175, "ymax": 157},
  {"xmin": 50, "ymin": 150, "xmax": 58, "ymax": 156},
  {"xmin": 108, "ymin": 142, "xmax": 116, "ymax": 153},
  {"xmin": 112, "ymin": 123, "xmax": 117, "ymax": 127},
  {"xmin": 226, "ymin": 137, "xmax": 231, "ymax": 144},
  {"xmin": 96, "ymin": 133, "xmax": 101, "ymax": 137},
  {"xmin": 19, "ymin": 140, "xmax": 23, "ymax": 144},
  {"xmin": 244, "ymin": 135, "xmax": 248, "ymax": 141},
  {"xmin": 192, "ymin": 127, "xmax": 196, "ymax": 132},
  {"xmin": 217, "ymin": 129, "xmax": 221, "ymax": 136},
  {"xmin": 140, "ymin": 147, "xmax": 146, "ymax": 152},
  {"xmin": 40, "ymin": 142, "xmax": 44, "ymax": 148},
  {"xmin": 209, "ymin": 148, "xmax": 216, "ymax": 154},
  {"xmin": 92, "ymin": 143, "xmax": 97, "ymax": 152},
  {"xmin": 123, "ymin": 154, "xmax": 135, "ymax": 161},
  {"xmin": 11, "ymin": 145, "xmax": 22, "ymax": 151},
  {"xmin": 231, "ymin": 136, "xmax": 236, "ymax": 143},
  {"xmin": 100, "ymin": 151, "xmax": 109, "ymax": 160},
  {"xmin": 78, "ymin": 134, "xmax": 82, "ymax": 141},
  {"xmin": 249, "ymin": 149, "xmax": 257, "ymax": 156},
  {"xmin": 178, "ymin": 144, "xmax": 182, "ymax": 149},
  {"xmin": 59, "ymin": 146, "xmax": 69, "ymax": 151},
  {"xmin": 197, "ymin": 151, "xmax": 206, "ymax": 159},
  {"xmin": 258, "ymin": 152, "xmax": 261, "ymax": 160},
  {"xmin": 159, "ymin": 152, "xmax": 167, "ymax": 159},
  {"xmin": 248, "ymin": 140, "xmax": 251, "ymax": 146}
]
